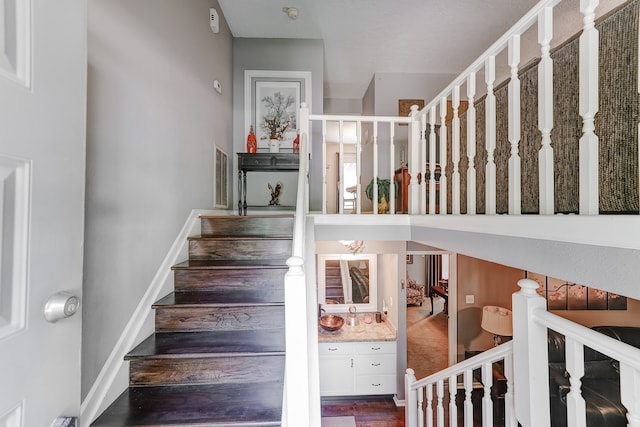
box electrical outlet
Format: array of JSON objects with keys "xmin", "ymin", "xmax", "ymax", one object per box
[{"xmin": 466, "ymin": 295, "xmax": 475, "ymax": 304}]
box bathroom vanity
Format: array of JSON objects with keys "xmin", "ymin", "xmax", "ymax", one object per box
[{"xmin": 318, "ymin": 315, "xmax": 397, "ymax": 396}]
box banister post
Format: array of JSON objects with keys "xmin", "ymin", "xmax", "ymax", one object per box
[
  {"xmin": 408, "ymin": 105, "xmax": 421, "ymax": 214},
  {"xmin": 512, "ymin": 278, "xmax": 550, "ymax": 427},
  {"xmin": 405, "ymin": 368, "xmax": 418, "ymax": 427},
  {"xmin": 299, "ymin": 103, "xmax": 310, "ymax": 213},
  {"xmin": 284, "ymin": 256, "xmax": 310, "ymax": 426},
  {"xmin": 620, "ymin": 363, "xmax": 640, "ymax": 427}
]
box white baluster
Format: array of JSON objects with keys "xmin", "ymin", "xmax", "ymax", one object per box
[
  {"xmin": 467, "ymin": 72, "xmax": 477, "ymax": 215},
  {"xmin": 339, "ymin": 119, "xmax": 345, "ymax": 214},
  {"xmin": 409, "ymin": 105, "xmax": 422, "ymax": 214},
  {"xmin": 426, "ymin": 383, "xmax": 434, "ymax": 427},
  {"xmin": 579, "ymin": 0, "xmax": 600, "ymax": 215},
  {"xmin": 463, "ymin": 369, "xmax": 473, "ymax": 427},
  {"xmin": 481, "ymin": 362, "xmax": 494, "ymax": 427},
  {"xmin": 356, "ymin": 121, "xmax": 362, "ymax": 214},
  {"xmin": 538, "ymin": 7, "xmax": 555, "ymax": 215},
  {"xmin": 620, "ymin": 362, "xmax": 640, "ymax": 427},
  {"xmin": 452, "ymin": 86, "xmax": 461, "ymax": 214},
  {"xmin": 421, "ymin": 113, "xmax": 428, "ymax": 215},
  {"xmin": 485, "ymin": 55, "xmax": 497, "ymax": 215},
  {"xmin": 508, "ymin": 35, "xmax": 522, "ymax": 215},
  {"xmin": 503, "ymin": 352, "xmax": 517, "ymax": 427},
  {"xmin": 373, "ymin": 121, "xmax": 379, "ymax": 214},
  {"xmin": 449, "ymin": 374, "xmax": 458, "ymax": 427},
  {"xmin": 390, "ymin": 121, "xmax": 396, "ymax": 214},
  {"xmin": 436, "ymin": 379, "xmax": 445, "ymax": 427},
  {"xmin": 513, "ymin": 278, "xmax": 550, "ymax": 427},
  {"xmin": 322, "ymin": 120, "xmax": 327, "ymax": 214},
  {"xmin": 418, "ymin": 386, "xmax": 425, "ymax": 427},
  {"xmin": 429, "ymin": 106, "xmax": 438, "ymax": 215},
  {"xmin": 405, "ymin": 369, "xmax": 418, "ymax": 427},
  {"xmin": 565, "ymin": 337, "xmax": 586, "ymax": 427},
  {"xmin": 439, "ymin": 97, "xmax": 448, "ymax": 215}
]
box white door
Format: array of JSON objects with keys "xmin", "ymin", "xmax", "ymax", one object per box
[{"xmin": 0, "ymin": 0, "xmax": 86, "ymax": 425}]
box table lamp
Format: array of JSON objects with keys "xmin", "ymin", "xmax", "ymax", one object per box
[{"xmin": 481, "ymin": 305, "xmax": 513, "ymax": 346}]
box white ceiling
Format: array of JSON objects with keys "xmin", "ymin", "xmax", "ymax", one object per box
[{"xmin": 218, "ymin": 0, "xmax": 540, "ymax": 100}]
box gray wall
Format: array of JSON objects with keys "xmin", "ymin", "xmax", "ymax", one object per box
[
  {"xmin": 83, "ymin": 0, "xmax": 233, "ymax": 397},
  {"xmin": 232, "ymin": 38, "xmax": 324, "ymax": 211}
]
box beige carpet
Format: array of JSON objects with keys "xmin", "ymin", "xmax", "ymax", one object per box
[
  {"xmin": 321, "ymin": 416, "xmax": 357, "ymax": 427},
  {"xmin": 407, "ymin": 297, "xmax": 448, "ymax": 379}
]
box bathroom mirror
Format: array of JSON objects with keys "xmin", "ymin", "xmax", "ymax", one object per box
[{"xmin": 317, "ymin": 254, "xmax": 377, "ymax": 313}]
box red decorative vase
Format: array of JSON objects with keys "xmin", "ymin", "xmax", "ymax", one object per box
[
  {"xmin": 292, "ymin": 132, "xmax": 300, "ymax": 153},
  {"xmin": 246, "ymin": 126, "xmax": 257, "ymax": 153}
]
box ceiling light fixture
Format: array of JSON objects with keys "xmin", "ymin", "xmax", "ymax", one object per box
[{"xmin": 282, "ymin": 7, "xmax": 299, "ymax": 20}]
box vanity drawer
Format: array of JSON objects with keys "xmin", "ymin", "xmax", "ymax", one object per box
[
  {"xmin": 355, "ymin": 374, "xmax": 396, "ymax": 394},
  {"xmin": 319, "ymin": 342, "xmax": 354, "ymax": 356},
  {"xmin": 355, "ymin": 354, "xmax": 396, "ymax": 375},
  {"xmin": 354, "ymin": 341, "xmax": 396, "ymax": 355}
]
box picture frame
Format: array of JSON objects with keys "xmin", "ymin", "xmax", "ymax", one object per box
[
  {"xmin": 406, "ymin": 254, "xmax": 413, "ymax": 264},
  {"xmin": 244, "ymin": 70, "xmax": 312, "ymax": 151}
]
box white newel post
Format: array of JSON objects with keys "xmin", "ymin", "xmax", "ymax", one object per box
[
  {"xmin": 485, "ymin": 56, "xmax": 497, "ymax": 215},
  {"xmin": 512, "ymin": 278, "xmax": 550, "ymax": 427},
  {"xmin": 579, "ymin": 0, "xmax": 600, "ymax": 215},
  {"xmin": 452, "ymin": 86, "xmax": 461, "ymax": 215},
  {"xmin": 620, "ymin": 362, "xmax": 640, "ymax": 427},
  {"xmin": 284, "ymin": 256, "xmax": 310, "ymax": 426},
  {"xmin": 405, "ymin": 368, "xmax": 418, "ymax": 427},
  {"xmin": 538, "ymin": 7, "xmax": 555, "ymax": 215},
  {"xmin": 439, "ymin": 98, "xmax": 448, "ymax": 215},
  {"xmin": 467, "ymin": 72, "xmax": 477, "ymax": 215},
  {"xmin": 409, "ymin": 105, "xmax": 422, "ymax": 214},
  {"xmin": 508, "ymin": 35, "xmax": 522, "ymax": 215}
]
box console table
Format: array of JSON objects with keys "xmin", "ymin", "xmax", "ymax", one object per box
[{"xmin": 237, "ymin": 153, "xmax": 299, "ymax": 215}]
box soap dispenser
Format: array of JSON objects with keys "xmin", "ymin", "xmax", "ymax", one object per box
[{"xmin": 347, "ymin": 305, "xmax": 358, "ymax": 327}]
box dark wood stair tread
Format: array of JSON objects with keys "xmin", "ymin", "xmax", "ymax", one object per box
[
  {"xmin": 91, "ymin": 382, "xmax": 283, "ymax": 426},
  {"xmin": 188, "ymin": 235, "xmax": 292, "ymax": 241},
  {"xmin": 173, "ymin": 259, "xmax": 289, "ymax": 269},
  {"xmin": 199, "ymin": 214, "xmax": 293, "ymax": 219},
  {"xmin": 126, "ymin": 330, "xmax": 285, "ymax": 359},
  {"xmin": 153, "ymin": 292, "xmax": 285, "ymax": 308}
]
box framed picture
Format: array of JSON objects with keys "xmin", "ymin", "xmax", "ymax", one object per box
[
  {"xmin": 398, "ymin": 99, "xmax": 424, "ymax": 125},
  {"xmin": 244, "ymin": 70, "xmax": 312, "ymax": 151},
  {"xmin": 526, "ymin": 271, "xmax": 627, "ymax": 311}
]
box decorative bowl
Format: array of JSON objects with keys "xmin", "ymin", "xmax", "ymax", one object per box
[{"xmin": 319, "ymin": 315, "xmax": 344, "ymax": 332}]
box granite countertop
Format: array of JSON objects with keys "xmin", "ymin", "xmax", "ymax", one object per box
[{"xmin": 318, "ymin": 313, "xmax": 396, "ymax": 342}]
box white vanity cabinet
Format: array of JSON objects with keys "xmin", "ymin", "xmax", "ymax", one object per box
[{"xmin": 318, "ymin": 340, "xmax": 397, "ymax": 396}]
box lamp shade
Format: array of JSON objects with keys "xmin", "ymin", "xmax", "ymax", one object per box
[{"xmin": 481, "ymin": 306, "xmax": 513, "ymax": 336}]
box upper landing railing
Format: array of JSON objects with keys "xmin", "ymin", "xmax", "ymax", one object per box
[{"xmin": 299, "ymin": 0, "xmax": 640, "ymax": 216}]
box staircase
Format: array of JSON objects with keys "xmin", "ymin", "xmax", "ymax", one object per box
[
  {"xmin": 324, "ymin": 259, "xmax": 345, "ymax": 304},
  {"xmin": 92, "ymin": 214, "xmax": 293, "ymax": 426}
]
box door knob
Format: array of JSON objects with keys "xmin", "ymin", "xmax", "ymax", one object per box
[{"xmin": 44, "ymin": 291, "xmax": 80, "ymax": 323}]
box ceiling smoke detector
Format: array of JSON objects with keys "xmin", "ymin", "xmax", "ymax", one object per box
[{"xmin": 282, "ymin": 7, "xmax": 299, "ymax": 20}]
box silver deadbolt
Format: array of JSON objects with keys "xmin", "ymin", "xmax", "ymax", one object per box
[{"xmin": 44, "ymin": 291, "xmax": 80, "ymax": 323}]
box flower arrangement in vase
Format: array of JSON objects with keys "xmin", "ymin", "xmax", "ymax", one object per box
[{"xmin": 261, "ymin": 91, "xmax": 295, "ymax": 152}]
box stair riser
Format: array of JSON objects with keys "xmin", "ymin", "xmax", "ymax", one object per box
[
  {"xmin": 129, "ymin": 355, "xmax": 285, "ymax": 386},
  {"xmin": 155, "ymin": 306, "xmax": 285, "ymax": 332},
  {"xmin": 189, "ymin": 239, "xmax": 291, "ymax": 261},
  {"xmin": 201, "ymin": 216, "xmax": 293, "ymax": 237},
  {"xmin": 174, "ymin": 268, "xmax": 286, "ymax": 297}
]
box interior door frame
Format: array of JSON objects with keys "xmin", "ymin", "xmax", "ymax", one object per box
[{"xmin": 406, "ymin": 250, "xmax": 457, "ymax": 367}]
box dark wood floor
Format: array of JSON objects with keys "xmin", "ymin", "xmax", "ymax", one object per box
[{"xmin": 321, "ymin": 396, "xmax": 405, "ymax": 427}]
